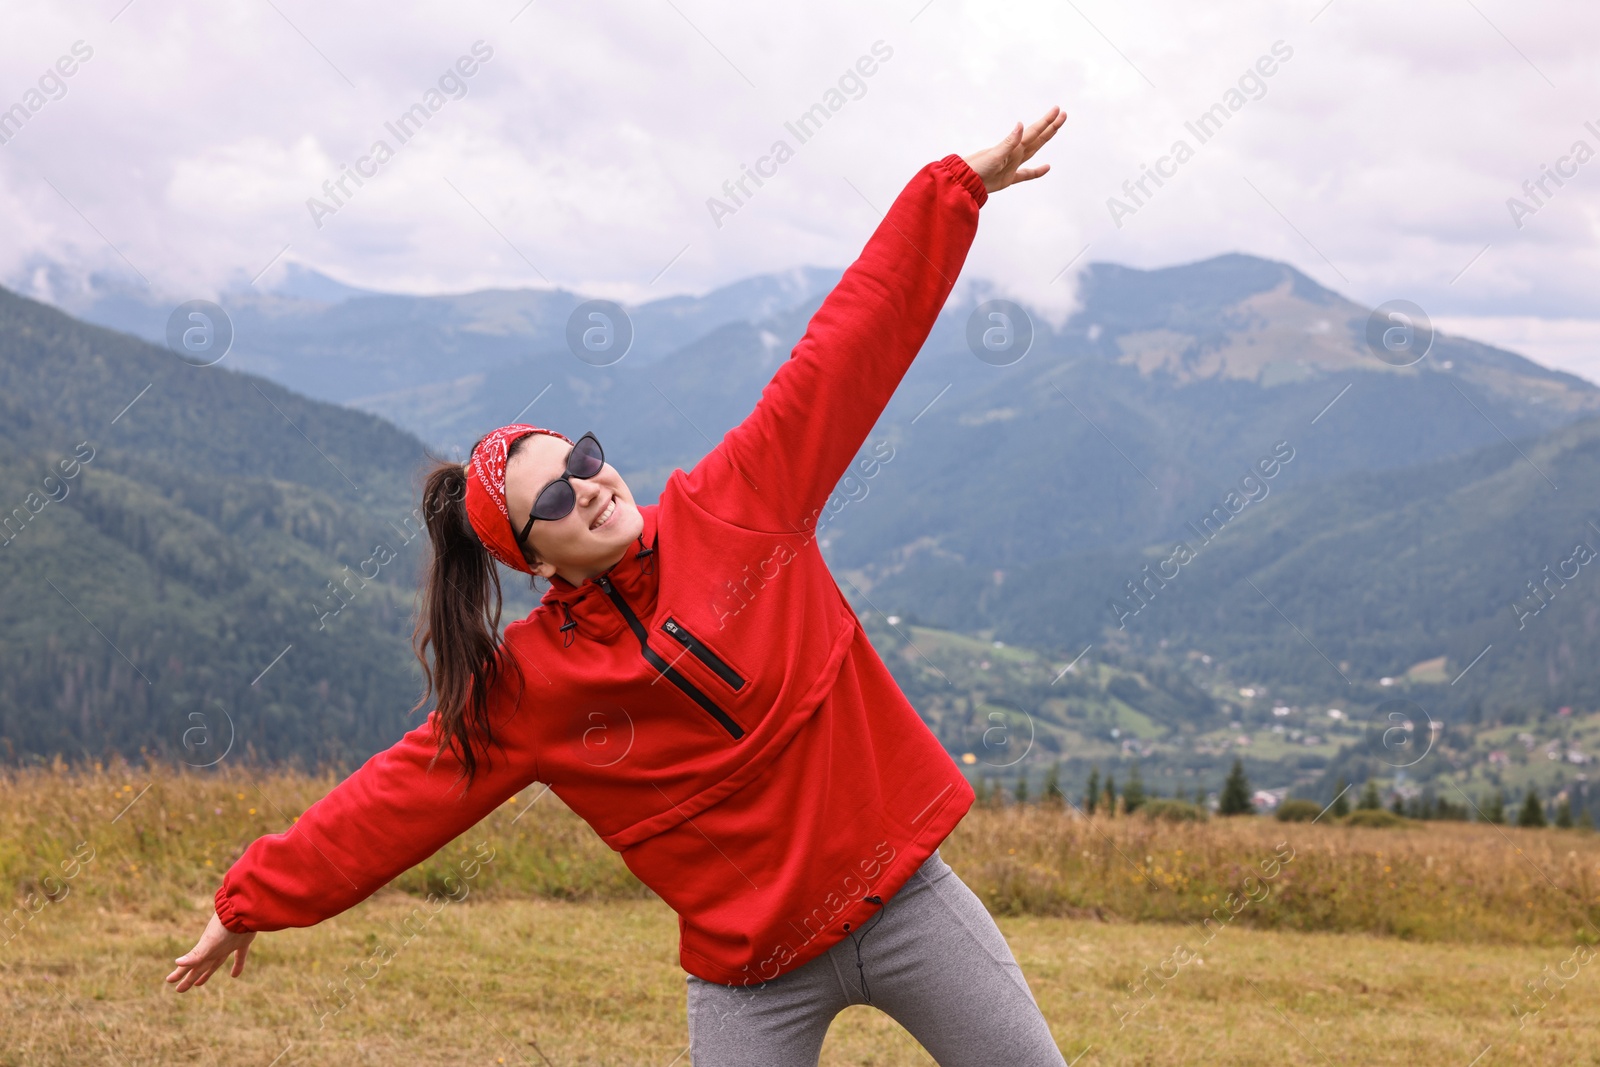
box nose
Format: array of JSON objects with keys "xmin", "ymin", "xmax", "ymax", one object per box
[{"xmin": 568, "ymin": 474, "xmax": 605, "ymax": 513}]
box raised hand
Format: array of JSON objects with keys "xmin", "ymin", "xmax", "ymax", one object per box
[
  {"xmin": 962, "ymin": 106, "xmax": 1068, "ymax": 194},
  {"xmin": 166, "ymin": 911, "xmax": 256, "ymax": 992}
]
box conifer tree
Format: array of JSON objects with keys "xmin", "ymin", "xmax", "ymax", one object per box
[
  {"xmin": 1331, "ymin": 777, "xmax": 1351, "ymax": 818},
  {"xmin": 1042, "ymin": 761, "xmax": 1065, "ymax": 807},
  {"xmin": 1390, "ymin": 792, "xmax": 1405, "ymax": 817},
  {"xmin": 1358, "ymin": 779, "xmax": 1381, "ymax": 811},
  {"xmin": 1219, "ymin": 759, "xmax": 1253, "ymax": 816},
  {"xmin": 1483, "ymin": 788, "xmax": 1506, "ymax": 825},
  {"xmin": 1556, "ymin": 795, "xmax": 1573, "ymax": 829},
  {"xmin": 1085, "ymin": 767, "xmax": 1100, "ymax": 815},
  {"xmin": 1014, "ymin": 774, "xmax": 1030, "ymax": 804},
  {"xmin": 1124, "ymin": 762, "xmax": 1147, "ymax": 814},
  {"xmin": 1518, "ymin": 788, "xmax": 1546, "ymax": 828},
  {"xmin": 1103, "ymin": 772, "xmax": 1117, "ymax": 818}
]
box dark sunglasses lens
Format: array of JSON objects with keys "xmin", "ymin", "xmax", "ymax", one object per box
[
  {"xmin": 532, "ymin": 479, "xmax": 576, "ymax": 521},
  {"xmin": 570, "ymin": 435, "xmax": 604, "ymax": 478}
]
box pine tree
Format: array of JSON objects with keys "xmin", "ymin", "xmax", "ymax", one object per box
[
  {"xmin": 1219, "ymin": 759, "xmax": 1253, "ymax": 816},
  {"xmin": 1518, "ymin": 788, "xmax": 1546, "ymax": 828},
  {"xmin": 1331, "ymin": 777, "xmax": 1351, "ymax": 818},
  {"xmin": 1124, "ymin": 763, "xmax": 1147, "ymax": 814},
  {"xmin": 1084, "ymin": 767, "xmax": 1100, "ymax": 815},
  {"xmin": 1483, "ymin": 789, "xmax": 1506, "ymax": 825},
  {"xmin": 1358, "ymin": 779, "xmax": 1381, "ymax": 811},
  {"xmin": 1390, "ymin": 792, "xmax": 1405, "ymax": 817},
  {"xmin": 1103, "ymin": 773, "xmax": 1117, "ymax": 818},
  {"xmin": 1042, "ymin": 761, "xmax": 1065, "ymax": 807},
  {"xmin": 1014, "ymin": 774, "xmax": 1030, "ymax": 804},
  {"xmin": 1556, "ymin": 795, "xmax": 1573, "ymax": 829}
]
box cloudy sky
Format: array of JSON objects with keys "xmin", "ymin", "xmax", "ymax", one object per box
[{"xmin": 1, "ymin": 0, "xmax": 1597, "ymax": 378}]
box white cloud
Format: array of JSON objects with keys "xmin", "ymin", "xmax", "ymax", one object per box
[
  {"xmin": 1436, "ymin": 315, "xmax": 1600, "ymax": 387},
  {"xmin": 0, "ymin": 0, "xmax": 1595, "ymax": 372}
]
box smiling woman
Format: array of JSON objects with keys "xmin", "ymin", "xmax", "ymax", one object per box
[
  {"xmin": 174, "ymin": 106, "xmax": 1075, "ymax": 1067},
  {"xmin": 502, "ymin": 429, "xmax": 645, "ymax": 585}
]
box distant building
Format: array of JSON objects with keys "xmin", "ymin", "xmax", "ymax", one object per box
[{"xmin": 1251, "ymin": 788, "xmax": 1286, "ymax": 811}]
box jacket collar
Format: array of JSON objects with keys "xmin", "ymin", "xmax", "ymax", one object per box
[{"xmin": 538, "ymin": 503, "xmax": 659, "ymax": 646}]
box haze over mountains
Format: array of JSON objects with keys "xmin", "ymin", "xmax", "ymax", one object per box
[{"xmin": 5, "ymin": 252, "xmax": 1600, "ymax": 808}]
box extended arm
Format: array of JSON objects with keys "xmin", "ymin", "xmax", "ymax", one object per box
[
  {"xmin": 168, "ymin": 648, "xmax": 537, "ymax": 990},
  {"xmin": 212, "ymin": 706, "xmax": 535, "ymax": 933},
  {"xmin": 680, "ymin": 108, "xmax": 1065, "ymax": 535}
]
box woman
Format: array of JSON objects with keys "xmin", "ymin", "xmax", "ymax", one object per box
[{"xmin": 168, "ymin": 106, "xmax": 1069, "ymax": 1065}]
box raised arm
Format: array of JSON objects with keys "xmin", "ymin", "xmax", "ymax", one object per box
[
  {"xmin": 167, "ymin": 646, "xmax": 538, "ymax": 990},
  {"xmin": 680, "ymin": 108, "xmax": 1066, "ymax": 535}
]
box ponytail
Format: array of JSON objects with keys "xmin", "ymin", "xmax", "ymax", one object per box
[{"xmin": 413, "ymin": 457, "xmax": 522, "ymax": 782}]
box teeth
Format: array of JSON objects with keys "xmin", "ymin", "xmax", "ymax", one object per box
[{"xmin": 592, "ymin": 498, "xmax": 616, "ymax": 529}]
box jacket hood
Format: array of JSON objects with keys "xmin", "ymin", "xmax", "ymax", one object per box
[{"xmin": 537, "ymin": 502, "xmax": 660, "ymax": 646}]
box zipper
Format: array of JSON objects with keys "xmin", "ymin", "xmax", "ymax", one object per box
[
  {"xmin": 662, "ymin": 617, "xmax": 746, "ymax": 691},
  {"xmin": 595, "ymin": 575, "xmax": 744, "ymax": 740}
]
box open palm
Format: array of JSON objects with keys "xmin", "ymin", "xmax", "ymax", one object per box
[
  {"xmin": 962, "ymin": 106, "xmax": 1067, "ymax": 194},
  {"xmin": 166, "ymin": 911, "xmax": 254, "ymax": 992}
]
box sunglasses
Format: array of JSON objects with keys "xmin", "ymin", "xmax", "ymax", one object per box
[{"xmin": 516, "ymin": 431, "xmax": 606, "ymax": 544}]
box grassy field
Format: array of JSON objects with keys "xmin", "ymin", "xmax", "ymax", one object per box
[{"xmin": 3, "ymin": 764, "xmax": 1600, "ymax": 1064}]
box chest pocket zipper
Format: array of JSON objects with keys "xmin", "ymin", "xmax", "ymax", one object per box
[
  {"xmin": 662, "ymin": 617, "xmax": 746, "ymax": 691},
  {"xmin": 595, "ymin": 576, "xmax": 745, "ymax": 740}
]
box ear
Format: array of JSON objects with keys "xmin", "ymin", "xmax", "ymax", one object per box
[{"xmin": 522, "ymin": 538, "xmax": 556, "ymax": 580}]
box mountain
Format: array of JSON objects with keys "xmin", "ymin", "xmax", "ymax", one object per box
[
  {"xmin": 872, "ymin": 406, "xmax": 1600, "ymax": 723},
  {"xmin": 9, "ymin": 250, "xmax": 1600, "ymax": 797},
  {"xmin": 0, "ymin": 284, "xmax": 445, "ymax": 764},
  {"xmin": 13, "ymin": 260, "xmax": 844, "ymax": 439},
  {"xmin": 820, "ymin": 254, "xmax": 1599, "ymax": 578}
]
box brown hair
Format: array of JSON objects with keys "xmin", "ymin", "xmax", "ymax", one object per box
[{"xmin": 413, "ymin": 437, "xmax": 537, "ymax": 782}]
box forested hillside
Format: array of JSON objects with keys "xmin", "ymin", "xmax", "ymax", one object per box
[{"xmin": 0, "ymin": 286, "xmax": 443, "ymax": 764}]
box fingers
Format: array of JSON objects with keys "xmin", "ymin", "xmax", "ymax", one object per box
[
  {"xmin": 1019, "ymin": 108, "xmax": 1067, "ymax": 159},
  {"xmin": 169, "ymin": 962, "xmax": 204, "ymax": 992},
  {"xmin": 168, "ymin": 944, "xmax": 218, "ymax": 992},
  {"xmin": 231, "ymin": 940, "xmax": 251, "ymax": 978},
  {"xmin": 1022, "ymin": 106, "xmax": 1061, "ymax": 143}
]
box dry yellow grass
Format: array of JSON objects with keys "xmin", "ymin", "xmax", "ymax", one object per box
[
  {"xmin": 944, "ymin": 801, "xmax": 1600, "ymax": 945},
  {"xmin": 5, "ymin": 893, "xmax": 1600, "ymax": 1065},
  {"xmin": 3, "ymin": 764, "xmax": 1600, "ymax": 1064},
  {"xmin": 5, "ymin": 763, "xmax": 1595, "ymax": 946}
]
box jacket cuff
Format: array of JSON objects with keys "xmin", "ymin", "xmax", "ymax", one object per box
[
  {"xmin": 213, "ymin": 882, "xmax": 252, "ymax": 933},
  {"xmin": 935, "ymin": 152, "xmax": 988, "ymax": 208}
]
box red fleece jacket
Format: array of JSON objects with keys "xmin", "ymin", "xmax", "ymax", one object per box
[{"xmin": 215, "ymin": 152, "xmax": 988, "ymax": 985}]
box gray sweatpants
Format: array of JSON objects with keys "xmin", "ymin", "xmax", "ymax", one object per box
[{"xmin": 685, "ymin": 849, "xmax": 1068, "ymax": 1066}]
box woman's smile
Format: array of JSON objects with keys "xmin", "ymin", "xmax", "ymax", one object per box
[{"xmin": 590, "ymin": 495, "xmax": 618, "ymax": 530}]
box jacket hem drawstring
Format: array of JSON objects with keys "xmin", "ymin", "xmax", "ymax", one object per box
[{"xmin": 842, "ymin": 893, "xmax": 886, "ymax": 1003}]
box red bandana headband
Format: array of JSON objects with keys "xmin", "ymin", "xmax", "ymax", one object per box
[{"xmin": 463, "ymin": 423, "xmax": 572, "ymax": 573}]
